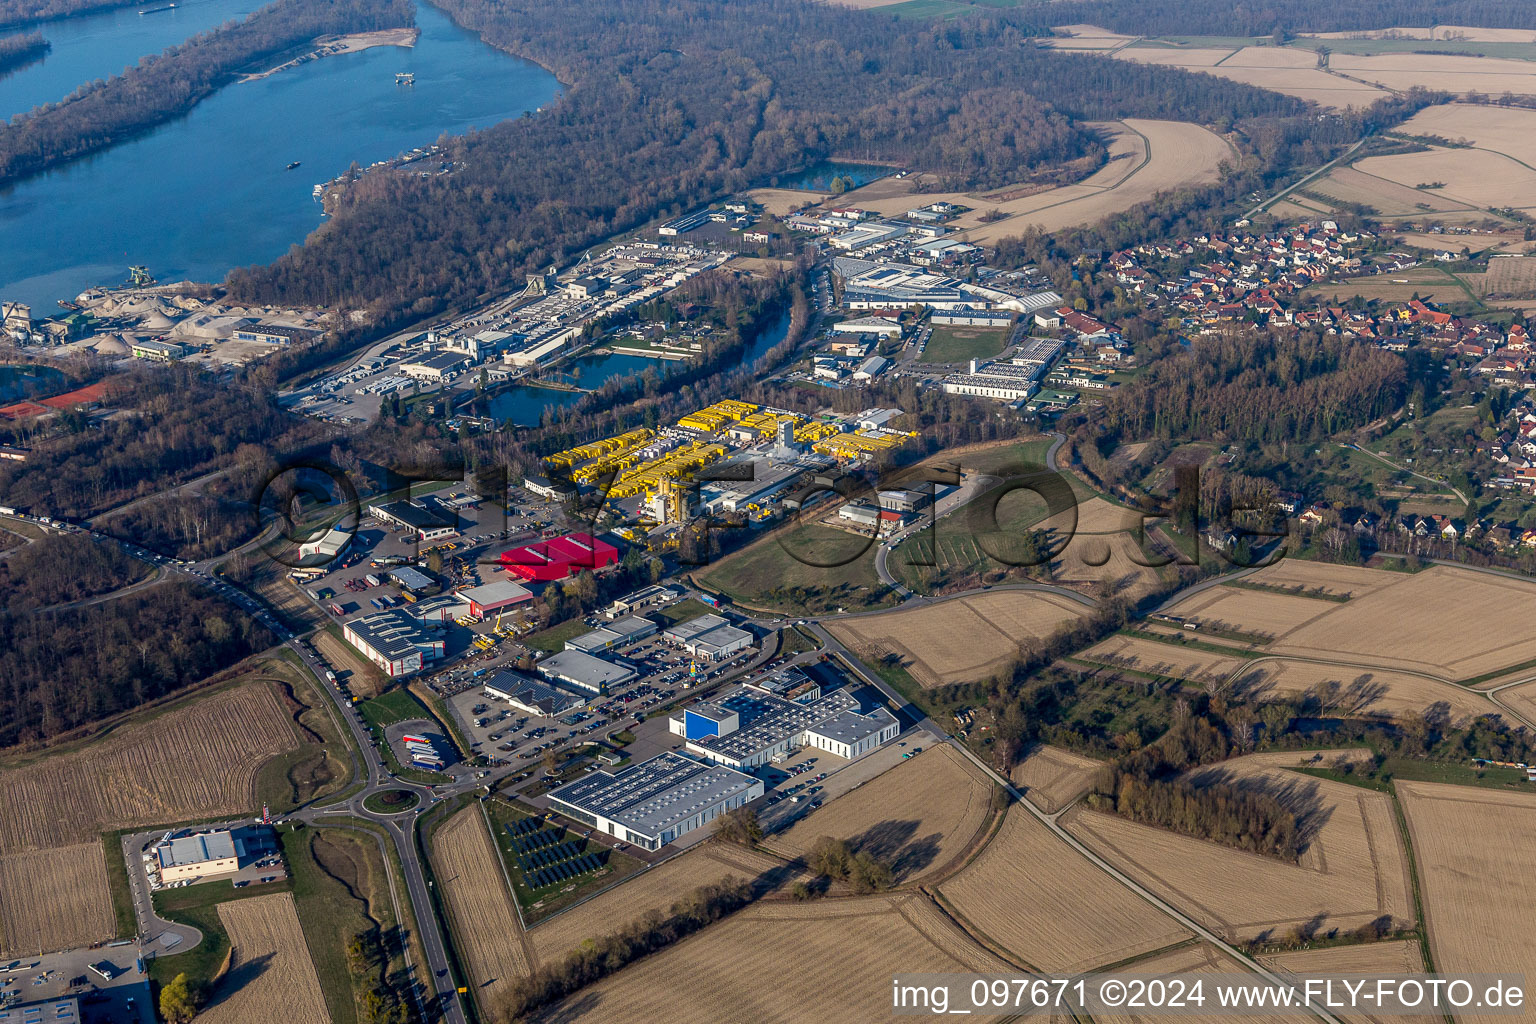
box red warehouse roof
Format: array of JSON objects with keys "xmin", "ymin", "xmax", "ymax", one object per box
[{"xmin": 499, "ymin": 532, "xmax": 619, "ymax": 582}]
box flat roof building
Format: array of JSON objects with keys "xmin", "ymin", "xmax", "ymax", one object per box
[
  {"xmin": 344, "ymin": 609, "xmax": 445, "ymax": 677},
  {"xmin": 566, "ymin": 615, "xmax": 658, "ymax": 655},
  {"xmin": 522, "ymin": 473, "xmax": 577, "ymax": 501},
  {"xmin": 667, "ymin": 685, "xmax": 899, "ymax": 768},
  {"xmin": 660, "ymin": 613, "xmax": 754, "ymax": 662},
  {"xmin": 0, "ymin": 998, "xmax": 80, "ymax": 1024},
  {"xmin": 606, "ymin": 584, "xmax": 679, "ymax": 618},
  {"xmin": 370, "ymin": 500, "xmax": 459, "ymax": 543},
  {"xmin": 156, "ymin": 829, "xmax": 239, "ymax": 884},
  {"xmin": 458, "ymin": 580, "xmax": 534, "ymax": 619},
  {"xmin": 484, "ymin": 670, "xmax": 586, "ymax": 716},
  {"xmin": 547, "ymin": 751, "xmax": 762, "ymax": 850},
  {"xmin": 540, "ymin": 649, "xmax": 636, "ymax": 693},
  {"xmin": 298, "ymin": 525, "xmax": 351, "ymax": 564},
  {"xmin": 388, "ymin": 566, "xmax": 440, "ymax": 596}
]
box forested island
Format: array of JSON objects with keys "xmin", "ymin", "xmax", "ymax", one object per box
[
  {"xmin": 0, "ymin": 29, "xmax": 47, "ymax": 73},
  {"xmin": 0, "ymin": 0, "xmax": 413, "ymax": 183}
]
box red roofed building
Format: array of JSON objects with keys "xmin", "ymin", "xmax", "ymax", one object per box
[{"xmin": 500, "ymin": 532, "xmax": 619, "ymax": 582}]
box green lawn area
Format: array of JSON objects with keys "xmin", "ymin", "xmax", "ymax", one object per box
[
  {"xmin": 356, "ymin": 687, "xmax": 431, "ymax": 729},
  {"xmin": 921, "ymin": 325, "xmax": 1012, "ymax": 365},
  {"xmin": 694, "ymin": 523, "xmax": 898, "ymax": 615},
  {"xmin": 651, "ymin": 598, "xmax": 712, "ymax": 627},
  {"xmin": 524, "ymin": 617, "xmax": 594, "ymax": 653}
]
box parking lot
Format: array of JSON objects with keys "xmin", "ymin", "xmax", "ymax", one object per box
[{"xmin": 1, "ymin": 951, "xmax": 152, "ymax": 1024}]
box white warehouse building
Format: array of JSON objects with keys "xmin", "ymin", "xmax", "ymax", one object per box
[
  {"xmin": 668, "ymin": 685, "xmax": 899, "ymax": 768},
  {"xmin": 547, "ymin": 751, "xmax": 762, "ymax": 851}
]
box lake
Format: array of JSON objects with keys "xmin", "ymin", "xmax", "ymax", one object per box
[
  {"xmin": 0, "ymin": 1, "xmax": 559, "ymax": 312},
  {"xmin": 776, "ymin": 161, "xmax": 893, "ymax": 192},
  {"xmin": 0, "ymin": 0, "xmax": 263, "ymax": 120},
  {"xmin": 483, "ymin": 311, "xmax": 794, "ymax": 426}
]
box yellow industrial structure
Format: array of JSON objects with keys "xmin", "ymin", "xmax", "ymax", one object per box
[
  {"xmin": 811, "ymin": 429, "xmax": 911, "ymax": 461},
  {"xmin": 544, "ymin": 428, "xmax": 653, "ymax": 471},
  {"xmin": 611, "ymin": 440, "xmax": 727, "ymax": 498},
  {"xmin": 675, "ymin": 399, "xmax": 758, "ymax": 433}
]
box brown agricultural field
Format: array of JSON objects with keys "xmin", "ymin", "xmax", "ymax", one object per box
[
  {"xmin": 827, "ymin": 591, "xmax": 1090, "ymax": 688},
  {"xmin": 432, "ymin": 807, "xmax": 529, "ymax": 1007},
  {"xmin": 764, "ymin": 745, "xmax": 995, "ymax": 883},
  {"xmin": 1097, "ymin": 943, "xmax": 1317, "ymax": 1024},
  {"xmin": 1396, "ymin": 782, "xmax": 1536, "ymax": 1024},
  {"xmin": 1012, "ymin": 745, "xmax": 1106, "ymax": 813},
  {"xmin": 197, "ymin": 893, "xmax": 329, "ymax": 1024},
  {"xmin": 1390, "ymin": 103, "xmax": 1536, "ymax": 167},
  {"xmin": 1079, "ymin": 634, "xmax": 1246, "ymax": 686},
  {"xmin": 1353, "ymin": 148, "xmax": 1536, "ymax": 212},
  {"xmin": 832, "ymin": 121, "xmax": 1230, "ymax": 243},
  {"xmin": 1308, "ymin": 165, "xmax": 1479, "ymax": 217},
  {"xmin": 939, "ymin": 805, "xmax": 1191, "ymax": 972},
  {"xmin": 1163, "ymin": 584, "xmax": 1336, "ymax": 638},
  {"xmin": 0, "ymin": 843, "xmax": 115, "ymax": 955},
  {"xmin": 1231, "ymin": 659, "xmax": 1496, "ymax": 724},
  {"xmin": 528, "ymin": 842, "xmax": 803, "ymax": 965},
  {"xmin": 1464, "ymin": 256, "xmax": 1536, "ymax": 298},
  {"xmin": 0, "ymin": 680, "xmax": 305, "ymax": 853},
  {"xmin": 315, "ymin": 628, "xmax": 386, "ymax": 697},
  {"xmin": 1330, "ymin": 53, "xmax": 1536, "ymax": 96},
  {"xmin": 1064, "ymin": 757, "xmax": 1414, "ymax": 943},
  {"xmin": 1306, "ymin": 26, "xmax": 1536, "ymax": 43},
  {"xmin": 1042, "ymin": 24, "xmax": 1139, "ymax": 50},
  {"xmin": 1268, "ymin": 565, "xmax": 1536, "ymax": 680},
  {"xmin": 1114, "ymin": 45, "xmax": 1388, "ymax": 107},
  {"xmin": 1262, "ymin": 940, "xmax": 1427, "ymax": 1024},
  {"xmin": 532, "ymin": 894, "xmax": 1012, "ymax": 1022}
]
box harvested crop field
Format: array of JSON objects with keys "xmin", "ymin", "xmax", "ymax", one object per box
[
  {"xmin": 1012, "ymin": 745, "xmax": 1105, "ymax": 813},
  {"xmin": 533, "ymin": 893, "xmax": 1010, "ymax": 1022},
  {"xmin": 1114, "ymin": 45, "xmax": 1388, "ymax": 107},
  {"xmin": 836, "ymin": 121, "xmax": 1229, "ymax": 242},
  {"xmin": 1307, "ymin": 164, "xmax": 1479, "ymax": 216},
  {"xmin": 198, "ymin": 893, "xmax": 329, "ymax": 1024},
  {"xmin": 826, "ymin": 591, "xmax": 1090, "ymax": 688},
  {"xmin": 0, "ymin": 843, "xmax": 115, "ymax": 955},
  {"xmin": 1353, "ymin": 148, "xmax": 1536, "ymax": 212},
  {"xmin": 1267, "ymin": 565, "xmax": 1536, "ymax": 680},
  {"xmin": 1263, "ymin": 940, "xmax": 1427, "ymax": 1023},
  {"xmin": 1098, "ymin": 943, "xmax": 1317, "ymax": 1024},
  {"xmin": 529, "ymin": 842, "xmax": 802, "ymax": 964},
  {"xmin": 1330, "ymin": 53, "xmax": 1536, "ymax": 96},
  {"xmin": 1396, "ymin": 782, "xmax": 1536, "ymax": 1024},
  {"xmin": 1165, "ymin": 584, "xmax": 1336, "ymax": 639},
  {"xmin": 1391, "ymin": 103, "xmax": 1536, "ymax": 167},
  {"xmin": 940, "ymin": 805, "xmax": 1190, "ymax": 972},
  {"xmin": 1231, "ymin": 659, "xmax": 1495, "ymax": 724},
  {"xmin": 1079, "ymin": 634, "xmax": 1247, "ymax": 685},
  {"xmin": 1064, "ymin": 759, "xmax": 1414, "ymax": 943},
  {"xmin": 0, "ymin": 680, "xmax": 304, "ymax": 853},
  {"xmin": 1241, "ymin": 560, "xmax": 1401, "ymax": 598},
  {"xmin": 1042, "ymin": 24, "xmax": 1138, "ymax": 50},
  {"xmin": 432, "ymin": 807, "xmax": 528, "ymax": 1004},
  {"xmin": 764, "ymin": 745, "xmax": 994, "ymax": 883}
]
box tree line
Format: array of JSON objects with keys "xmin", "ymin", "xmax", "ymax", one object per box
[
  {"xmin": 0, "ymin": 580, "xmax": 275, "ymax": 747},
  {"xmin": 493, "ymin": 876, "xmax": 753, "ymax": 1022},
  {"xmin": 0, "ymin": 0, "xmax": 413, "ymax": 183}
]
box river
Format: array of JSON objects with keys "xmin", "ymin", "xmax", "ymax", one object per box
[
  {"xmin": 483, "ymin": 310, "xmax": 794, "ymax": 427},
  {"xmin": 0, "ymin": 0, "xmax": 262, "ymax": 119},
  {"xmin": 0, "ymin": 1, "xmax": 559, "ymax": 312}
]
